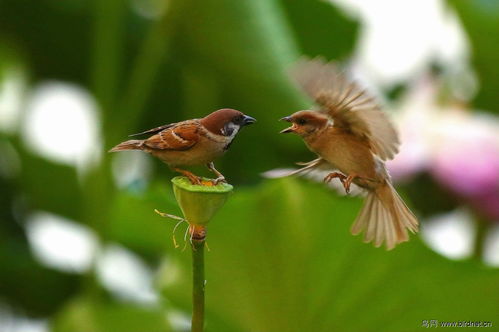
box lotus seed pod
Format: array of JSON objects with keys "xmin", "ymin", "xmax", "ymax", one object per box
[{"xmin": 171, "ymin": 176, "xmax": 233, "ymax": 226}]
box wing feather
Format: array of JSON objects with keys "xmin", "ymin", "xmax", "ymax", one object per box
[
  {"xmin": 129, "ymin": 123, "xmax": 176, "ymax": 137},
  {"xmin": 144, "ymin": 122, "xmax": 199, "ymax": 151},
  {"xmin": 292, "ymin": 57, "xmax": 400, "ymax": 160}
]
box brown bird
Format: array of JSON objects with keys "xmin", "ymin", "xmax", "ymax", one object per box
[
  {"xmin": 279, "ymin": 58, "xmax": 418, "ymax": 250},
  {"xmin": 109, "ymin": 108, "xmax": 256, "ymax": 185}
]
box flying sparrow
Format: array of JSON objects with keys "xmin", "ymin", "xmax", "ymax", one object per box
[
  {"xmin": 279, "ymin": 58, "xmax": 418, "ymax": 250},
  {"xmin": 110, "ymin": 108, "xmax": 256, "ymax": 185}
]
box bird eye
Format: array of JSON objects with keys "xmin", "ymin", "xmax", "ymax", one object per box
[{"xmin": 297, "ymin": 118, "xmax": 307, "ymax": 125}]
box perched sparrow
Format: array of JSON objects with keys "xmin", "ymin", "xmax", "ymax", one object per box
[
  {"xmin": 109, "ymin": 108, "xmax": 256, "ymax": 184},
  {"xmin": 279, "ymin": 58, "xmax": 418, "ymax": 250}
]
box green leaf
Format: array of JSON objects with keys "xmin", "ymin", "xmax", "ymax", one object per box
[
  {"xmin": 108, "ymin": 182, "xmax": 180, "ymax": 258},
  {"xmin": 279, "ymin": 0, "xmax": 359, "ymax": 60},
  {"xmin": 160, "ymin": 178, "xmax": 499, "ymax": 331},
  {"xmin": 16, "ymin": 146, "xmax": 83, "ymax": 221},
  {"xmin": 449, "ymin": 0, "xmax": 499, "ymax": 114},
  {"xmin": 52, "ymin": 296, "xmax": 172, "ymax": 332},
  {"xmin": 0, "ymin": 232, "xmax": 79, "ymax": 317}
]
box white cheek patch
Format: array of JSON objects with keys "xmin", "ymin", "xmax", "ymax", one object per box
[
  {"xmin": 221, "ymin": 122, "xmax": 240, "ymax": 138},
  {"xmin": 229, "ymin": 123, "xmax": 240, "ymax": 137}
]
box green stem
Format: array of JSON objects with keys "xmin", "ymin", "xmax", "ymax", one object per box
[
  {"xmin": 191, "ymin": 233, "xmax": 205, "ymax": 332},
  {"xmin": 472, "ymin": 217, "xmax": 488, "ymax": 261},
  {"xmin": 170, "ymin": 177, "xmax": 232, "ymax": 331},
  {"xmin": 91, "ymin": 0, "xmax": 126, "ymax": 113}
]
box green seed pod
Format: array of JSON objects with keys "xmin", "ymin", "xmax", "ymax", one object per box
[{"xmin": 172, "ymin": 176, "xmax": 233, "ymax": 226}]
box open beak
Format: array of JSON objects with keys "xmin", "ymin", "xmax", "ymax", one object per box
[
  {"xmin": 242, "ymin": 115, "xmax": 256, "ymax": 126},
  {"xmin": 280, "ymin": 116, "xmax": 295, "ymax": 133}
]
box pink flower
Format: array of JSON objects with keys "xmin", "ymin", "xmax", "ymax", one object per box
[
  {"xmin": 429, "ymin": 111, "xmax": 499, "ymax": 221},
  {"xmin": 387, "ymin": 77, "xmax": 435, "ymax": 181},
  {"xmin": 386, "ymin": 76, "xmax": 499, "ymax": 221}
]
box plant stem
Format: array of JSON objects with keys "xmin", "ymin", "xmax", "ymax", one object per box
[
  {"xmin": 472, "ymin": 217, "xmax": 488, "ymax": 261},
  {"xmin": 171, "ymin": 178, "xmax": 231, "ymax": 331},
  {"xmin": 191, "ymin": 225, "xmax": 206, "ymax": 332}
]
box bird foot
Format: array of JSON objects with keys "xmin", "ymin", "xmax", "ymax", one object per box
[
  {"xmin": 211, "ymin": 176, "xmax": 227, "ymax": 185},
  {"xmin": 323, "ymin": 172, "xmax": 358, "ymax": 194},
  {"xmin": 207, "ymin": 162, "xmax": 227, "ymax": 185},
  {"xmin": 190, "ymin": 177, "xmax": 203, "ymax": 185},
  {"xmin": 324, "ymin": 172, "xmax": 347, "ymax": 185},
  {"xmin": 173, "ymin": 168, "xmax": 202, "ymax": 185},
  {"xmin": 343, "ymin": 174, "xmax": 358, "ymax": 194}
]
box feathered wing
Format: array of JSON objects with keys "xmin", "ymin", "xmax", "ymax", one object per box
[
  {"xmin": 262, "ymin": 158, "xmax": 365, "ymax": 196},
  {"xmin": 288, "ymin": 158, "xmax": 329, "ymax": 176},
  {"xmin": 292, "ymin": 57, "xmax": 400, "ymax": 160},
  {"xmin": 262, "ymin": 158, "xmax": 329, "ymax": 178},
  {"xmin": 144, "ymin": 122, "xmax": 199, "ymax": 151},
  {"xmin": 129, "ymin": 123, "xmax": 176, "ymax": 137}
]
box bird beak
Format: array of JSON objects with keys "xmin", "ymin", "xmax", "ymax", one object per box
[
  {"xmin": 242, "ymin": 115, "xmax": 256, "ymax": 126},
  {"xmin": 280, "ymin": 116, "xmax": 295, "ymax": 133}
]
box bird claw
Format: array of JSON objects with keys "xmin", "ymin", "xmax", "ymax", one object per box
[
  {"xmin": 172, "ymin": 167, "xmax": 203, "ymax": 185},
  {"xmin": 323, "ymin": 172, "xmax": 357, "ymax": 194},
  {"xmin": 324, "ymin": 172, "xmax": 347, "ymax": 185},
  {"xmin": 344, "ymin": 181, "xmax": 351, "ymax": 194},
  {"xmin": 212, "ymin": 176, "xmax": 227, "ymax": 185},
  {"xmin": 207, "ymin": 162, "xmax": 227, "ymax": 185},
  {"xmin": 343, "ymin": 174, "xmax": 357, "ymax": 194},
  {"xmin": 188, "ymin": 176, "xmax": 203, "ymax": 185}
]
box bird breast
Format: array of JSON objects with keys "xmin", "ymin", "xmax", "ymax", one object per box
[
  {"xmin": 305, "ymin": 126, "xmax": 380, "ymax": 181},
  {"xmin": 151, "ymin": 132, "xmax": 230, "ymax": 167}
]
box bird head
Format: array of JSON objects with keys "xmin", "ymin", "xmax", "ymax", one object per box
[
  {"xmin": 201, "ymin": 108, "xmax": 256, "ymax": 137},
  {"xmin": 280, "ymin": 110, "xmax": 328, "ymax": 137}
]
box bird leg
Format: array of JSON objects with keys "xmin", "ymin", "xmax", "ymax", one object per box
[
  {"xmin": 324, "ymin": 172, "xmax": 347, "ymax": 186},
  {"xmin": 207, "ymin": 162, "xmax": 226, "ymax": 185},
  {"xmin": 172, "ymin": 167, "xmax": 202, "ymax": 185},
  {"xmin": 324, "ymin": 172, "xmax": 359, "ymax": 194}
]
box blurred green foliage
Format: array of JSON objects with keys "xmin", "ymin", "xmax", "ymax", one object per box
[
  {"xmin": 450, "ymin": 0, "xmax": 499, "ymax": 114},
  {"xmin": 0, "ymin": 0, "xmax": 498, "ymax": 331},
  {"xmin": 160, "ymin": 179, "xmax": 499, "ymax": 331},
  {"xmin": 52, "ymin": 295, "xmax": 172, "ymax": 332}
]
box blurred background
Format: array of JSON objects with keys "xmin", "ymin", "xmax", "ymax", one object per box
[{"xmin": 1, "ymin": 0, "xmax": 498, "ymax": 331}]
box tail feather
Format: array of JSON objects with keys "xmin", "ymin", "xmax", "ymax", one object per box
[
  {"xmin": 351, "ymin": 193, "xmax": 373, "ymax": 235},
  {"xmin": 392, "ymin": 188, "xmax": 419, "ymax": 233},
  {"xmin": 109, "ymin": 139, "xmax": 144, "ymax": 152},
  {"xmin": 363, "ymin": 195, "xmax": 377, "ymax": 243},
  {"xmin": 351, "ymin": 181, "xmax": 418, "ymax": 250},
  {"xmin": 375, "ymin": 204, "xmax": 387, "ymax": 247}
]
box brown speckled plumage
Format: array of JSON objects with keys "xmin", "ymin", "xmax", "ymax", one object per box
[
  {"xmin": 280, "ymin": 58, "xmax": 418, "ymax": 250},
  {"xmin": 110, "ymin": 108, "xmax": 255, "ymax": 184}
]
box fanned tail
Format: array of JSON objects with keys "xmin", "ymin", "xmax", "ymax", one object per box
[
  {"xmin": 109, "ymin": 140, "xmax": 144, "ymax": 152},
  {"xmin": 351, "ymin": 181, "xmax": 418, "ymax": 250}
]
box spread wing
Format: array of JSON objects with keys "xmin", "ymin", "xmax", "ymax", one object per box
[
  {"xmin": 143, "ymin": 122, "xmax": 199, "ymax": 151},
  {"xmin": 292, "ymin": 57, "xmax": 399, "ymax": 160},
  {"xmin": 262, "ymin": 158, "xmax": 365, "ymax": 196}
]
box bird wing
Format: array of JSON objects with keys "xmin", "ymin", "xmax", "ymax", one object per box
[
  {"xmin": 292, "ymin": 57, "xmax": 399, "ymax": 160},
  {"xmin": 129, "ymin": 123, "xmax": 177, "ymax": 137},
  {"xmin": 143, "ymin": 122, "xmax": 199, "ymax": 151},
  {"xmin": 262, "ymin": 158, "xmax": 365, "ymax": 196}
]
